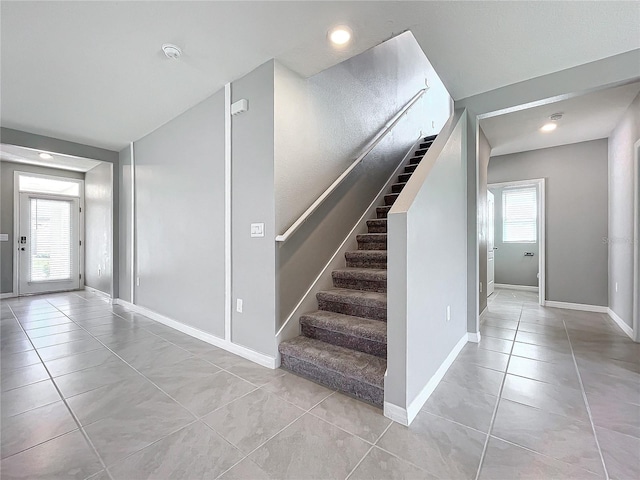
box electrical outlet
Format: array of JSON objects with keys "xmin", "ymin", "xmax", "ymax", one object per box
[
  {"xmin": 615, "ymin": 282, "xmax": 618, "ymax": 293},
  {"xmin": 480, "ymin": 282, "xmax": 483, "ymax": 293},
  {"xmin": 446, "ymin": 305, "xmax": 451, "ymax": 322},
  {"xmin": 432, "ymin": 120, "xmax": 435, "ymax": 128},
  {"xmin": 136, "ymin": 277, "xmax": 140, "ymax": 287},
  {"xmin": 236, "ymin": 299, "xmax": 243, "ymax": 313}
]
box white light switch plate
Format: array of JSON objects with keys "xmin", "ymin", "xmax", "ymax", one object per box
[
  {"xmin": 250, "ymin": 223, "xmax": 264, "ymax": 238},
  {"xmin": 0, "ymin": 234, "xmax": 8, "ymax": 241}
]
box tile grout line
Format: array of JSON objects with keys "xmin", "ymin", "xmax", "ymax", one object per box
[
  {"xmin": 562, "ymin": 317, "xmax": 610, "ymax": 479},
  {"xmin": 474, "ymin": 300, "xmax": 525, "ymax": 480},
  {"xmin": 6, "ymin": 302, "xmax": 114, "ymax": 480},
  {"xmin": 344, "ymin": 421, "xmax": 393, "ymax": 480},
  {"xmin": 213, "ymin": 389, "xmax": 338, "ymax": 479}
]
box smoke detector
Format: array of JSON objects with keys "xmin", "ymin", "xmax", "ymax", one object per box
[{"xmin": 162, "ymin": 44, "xmax": 182, "ymax": 59}]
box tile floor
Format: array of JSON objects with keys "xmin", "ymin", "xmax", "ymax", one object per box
[{"xmin": 1, "ymin": 288, "xmax": 638, "ymax": 479}]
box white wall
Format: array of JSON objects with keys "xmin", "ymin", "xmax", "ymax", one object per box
[
  {"xmin": 478, "ymin": 127, "xmax": 491, "ymax": 312},
  {"xmin": 489, "ymin": 140, "xmax": 609, "ymax": 306},
  {"xmin": 386, "ymin": 110, "xmax": 467, "ymax": 424},
  {"xmin": 85, "ymin": 162, "xmax": 113, "ymax": 295},
  {"xmin": 609, "ymin": 92, "xmax": 640, "ymax": 328}
]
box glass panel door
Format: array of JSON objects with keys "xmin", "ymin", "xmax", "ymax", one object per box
[{"xmin": 19, "ymin": 193, "xmax": 80, "ymax": 295}]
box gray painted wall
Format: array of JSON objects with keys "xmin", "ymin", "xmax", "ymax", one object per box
[
  {"xmin": 608, "ymin": 92, "xmax": 640, "ymax": 328},
  {"xmin": 1, "ymin": 128, "xmax": 118, "ymax": 164},
  {"xmin": 478, "ymin": 127, "xmax": 491, "ymax": 313},
  {"xmin": 231, "ymin": 61, "xmax": 277, "ymax": 356},
  {"xmin": 133, "ymin": 90, "xmax": 226, "ymax": 338},
  {"xmin": 274, "ymin": 32, "xmax": 452, "ymax": 328},
  {"xmin": 489, "ymin": 185, "xmax": 540, "ymax": 287},
  {"xmin": 0, "ymin": 162, "xmax": 84, "ymax": 293},
  {"xmin": 488, "ymin": 139, "xmax": 609, "ymax": 306},
  {"xmin": 85, "ymin": 162, "xmax": 113, "ymax": 295},
  {"xmin": 387, "ymin": 110, "xmax": 467, "ymax": 411},
  {"xmin": 457, "ymin": 49, "xmax": 639, "ymax": 337}
]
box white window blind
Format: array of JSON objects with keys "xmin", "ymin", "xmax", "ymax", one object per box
[
  {"xmin": 30, "ymin": 198, "xmax": 72, "ymax": 282},
  {"xmin": 502, "ymin": 187, "xmax": 537, "ymax": 243}
]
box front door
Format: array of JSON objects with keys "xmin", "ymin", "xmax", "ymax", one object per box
[
  {"xmin": 487, "ymin": 190, "xmax": 495, "ymax": 296},
  {"xmin": 18, "ymin": 193, "xmax": 80, "ymax": 295}
]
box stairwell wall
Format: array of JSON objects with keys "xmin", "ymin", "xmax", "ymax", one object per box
[
  {"xmin": 386, "ymin": 110, "xmax": 467, "ymax": 424},
  {"xmin": 274, "ymin": 31, "xmax": 452, "ymax": 333}
]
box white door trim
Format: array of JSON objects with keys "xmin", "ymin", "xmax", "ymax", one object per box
[
  {"xmin": 633, "ymin": 138, "xmax": 640, "ymax": 342},
  {"xmin": 13, "ymin": 171, "xmax": 85, "ymax": 295},
  {"xmin": 488, "ymin": 178, "xmax": 546, "ymax": 306}
]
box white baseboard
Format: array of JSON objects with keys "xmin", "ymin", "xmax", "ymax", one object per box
[
  {"xmin": 467, "ymin": 332, "xmax": 481, "ymax": 343},
  {"xmin": 0, "ymin": 292, "xmax": 17, "ymax": 299},
  {"xmin": 495, "ymin": 284, "xmax": 538, "ymax": 292},
  {"xmin": 84, "ymin": 286, "xmax": 112, "ymax": 302},
  {"xmin": 607, "ymin": 308, "xmax": 634, "ymax": 339},
  {"xmin": 384, "ymin": 333, "xmax": 468, "ymax": 426},
  {"xmin": 114, "ymin": 299, "xmax": 277, "ymax": 369},
  {"xmin": 544, "ymin": 300, "xmax": 608, "ymax": 314}
]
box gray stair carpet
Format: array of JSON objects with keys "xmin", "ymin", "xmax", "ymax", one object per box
[{"xmin": 278, "ymin": 135, "xmax": 436, "ymax": 407}]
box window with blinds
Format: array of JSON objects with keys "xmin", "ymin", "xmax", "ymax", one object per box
[
  {"xmin": 30, "ymin": 198, "xmax": 72, "ymax": 282},
  {"xmin": 502, "ymin": 186, "xmax": 537, "ymax": 243}
]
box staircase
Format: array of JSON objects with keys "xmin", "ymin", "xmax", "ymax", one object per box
[{"xmin": 278, "ymin": 135, "xmax": 437, "ymax": 407}]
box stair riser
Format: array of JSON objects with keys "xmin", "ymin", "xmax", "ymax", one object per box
[
  {"xmin": 409, "ymin": 158, "xmax": 422, "ymax": 166},
  {"xmin": 281, "ymin": 354, "xmax": 383, "ymax": 407},
  {"xmin": 357, "ymin": 240, "xmax": 386, "ymax": 251},
  {"xmin": 376, "ymin": 207, "xmax": 390, "ymax": 219},
  {"xmin": 398, "ymin": 173, "xmax": 411, "ymax": 183},
  {"xmin": 301, "ymin": 324, "xmax": 387, "ymax": 358},
  {"xmin": 404, "ymin": 165, "xmax": 417, "ymax": 174},
  {"xmin": 346, "ymin": 257, "xmax": 387, "ymax": 269},
  {"xmin": 415, "ymin": 149, "xmax": 427, "ymax": 156},
  {"xmin": 384, "ymin": 195, "xmax": 398, "ymax": 206},
  {"xmin": 318, "ymin": 299, "xmax": 387, "ymax": 322},
  {"xmin": 367, "ymin": 224, "xmax": 387, "ymax": 233},
  {"xmin": 419, "ymin": 142, "xmax": 434, "ymax": 149},
  {"xmin": 391, "ymin": 183, "xmax": 405, "ymax": 194},
  {"xmin": 332, "ymin": 276, "xmax": 386, "ymax": 293}
]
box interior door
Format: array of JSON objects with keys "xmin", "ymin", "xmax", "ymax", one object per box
[
  {"xmin": 18, "ymin": 193, "xmax": 80, "ymax": 295},
  {"xmin": 487, "ymin": 190, "xmax": 495, "ymax": 296}
]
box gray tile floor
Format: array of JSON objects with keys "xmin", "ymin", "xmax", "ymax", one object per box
[{"xmin": 1, "ymin": 288, "xmax": 638, "ymax": 479}]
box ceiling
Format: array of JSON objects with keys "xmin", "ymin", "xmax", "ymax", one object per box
[
  {"xmin": 480, "ymin": 82, "xmax": 640, "ymax": 157},
  {"xmin": 1, "ymin": 1, "xmax": 639, "ymax": 151},
  {"xmin": 0, "ymin": 144, "xmax": 103, "ymax": 172}
]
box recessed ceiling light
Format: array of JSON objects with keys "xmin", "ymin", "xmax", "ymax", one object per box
[
  {"xmin": 162, "ymin": 43, "xmax": 182, "ymax": 59},
  {"xmin": 328, "ymin": 26, "xmax": 352, "ymax": 46},
  {"xmin": 540, "ymin": 123, "xmax": 557, "ymax": 132},
  {"xmin": 39, "ymin": 152, "xmax": 53, "ymax": 159}
]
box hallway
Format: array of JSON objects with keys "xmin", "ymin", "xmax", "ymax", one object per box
[{"xmin": 1, "ymin": 289, "xmax": 638, "ymax": 479}]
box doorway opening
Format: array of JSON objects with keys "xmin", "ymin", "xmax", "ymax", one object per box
[
  {"xmin": 14, "ymin": 172, "xmax": 84, "ymax": 295},
  {"xmin": 487, "ymin": 178, "xmax": 546, "ymax": 306}
]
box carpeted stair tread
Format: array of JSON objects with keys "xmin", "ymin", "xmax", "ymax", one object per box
[
  {"xmin": 356, "ymin": 233, "xmax": 387, "ymax": 251},
  {"xmin": 376, "ymin": 205, "xmax": 392, "ymax": 218},
  {"xmin": 423, "ymin": 134, "xmax": 437, "ymax": 142},
  {"xmin": 366, "ymin": 218, "xmax": 387, "ymax": 233},
  {"xmin": 404, "ymin": 164, "xmax": 418, "ymax": 174},
  {"xmin": 398, "ymin": 173, "xmax": 412, "ymax": 183},
  {"xmin": 384, "ymin": 193, "xmax": 399, "ymax": 205},
  {"xmin": 345, "ymin": 250, "xmax": 387, "ymax": 268},
  {"xmin": 300, "ymin": 310, "xmax": 387, "ymax": 351},
  {"xmin": 317, "ymin": 288, "xmax": 387, "ymax": 309},
  {"xmin": 279, "ymin": 336, "xmax": 386, "ymax": 405},
  {"xmin": 332, "ymin": 267, "xmax": 387, "ymax": 292},
  {"xmin": 391, "ymin": 183, "xmax": 407, "ymax": 193},
  {"xmin": 301, "ymin": 310, "xmax": 386, "ymax": 341}
]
